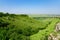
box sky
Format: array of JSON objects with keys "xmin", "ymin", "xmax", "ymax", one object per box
[{"xmin": 0, "ymin": 0, "xmax": 60, "ymax": 14}]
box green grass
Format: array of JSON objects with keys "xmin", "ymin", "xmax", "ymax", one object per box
[
  {"xmin": 0, "ymin": 12, "xmax": 60, "ymax": 40},
  {"xmin": 30, "ymin": 18, "xmax": 59, "ymax": 40}
]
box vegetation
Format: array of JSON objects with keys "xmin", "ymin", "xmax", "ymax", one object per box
[{"xmin": 0, "ymin": 12, "xmax": 60, "ymax": 40}]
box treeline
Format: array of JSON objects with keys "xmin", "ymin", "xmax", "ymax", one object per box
[{"xmin": 0, "ymin": 12, "xmax": 28, "ymax": 17}]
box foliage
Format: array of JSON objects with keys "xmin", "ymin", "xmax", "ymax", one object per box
[{"xmin": 0, "ymin": 12, "xmax": 60, "ymax": 40}]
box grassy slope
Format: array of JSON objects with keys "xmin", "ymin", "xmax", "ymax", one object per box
[
  {"xmin": 30, "ymin": 18, "xmax": 59, "ymax": 40},
  {"xmin": 0, "ymin": 13, "xmax": 50, "ymax": 40},
  {"xmin": 0, "ymin": 13, "xmax": 60, "ymax": 40}
]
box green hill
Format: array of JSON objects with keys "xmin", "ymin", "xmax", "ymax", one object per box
[
  {"xmin": 0, "ymin": 12, "xmax": 48, "ymax": 40},
  {"xmin": 0, "ymin": 12, "xmax": 60, "ymax": 40}
]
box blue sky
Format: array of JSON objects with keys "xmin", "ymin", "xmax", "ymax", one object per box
[{"xmin": 0, "ymin": 0, "xmax": 60, "ymax": 14}]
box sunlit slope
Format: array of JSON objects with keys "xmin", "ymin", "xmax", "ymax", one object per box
[{"xmin": 30, "ymin": 18, "xmax": 59, "ymax": 40}]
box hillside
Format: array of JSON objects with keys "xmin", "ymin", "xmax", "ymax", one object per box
[
  {"xmin": 0, "ymin": 12, "xmax": 60, "ymax": 40},
  {"xmin": 0, "ymin": 12, "xmax": 48, "ymax": 40}
]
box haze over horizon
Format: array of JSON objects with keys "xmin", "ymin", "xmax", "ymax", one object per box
[{"xmin": 0, "ymin": 0, "xmax": 60, "ymax": 14}]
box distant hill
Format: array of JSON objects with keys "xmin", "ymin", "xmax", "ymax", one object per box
[{"xmin": 29, "ymin": 14, "xmax": 60, "ymax": 17}]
